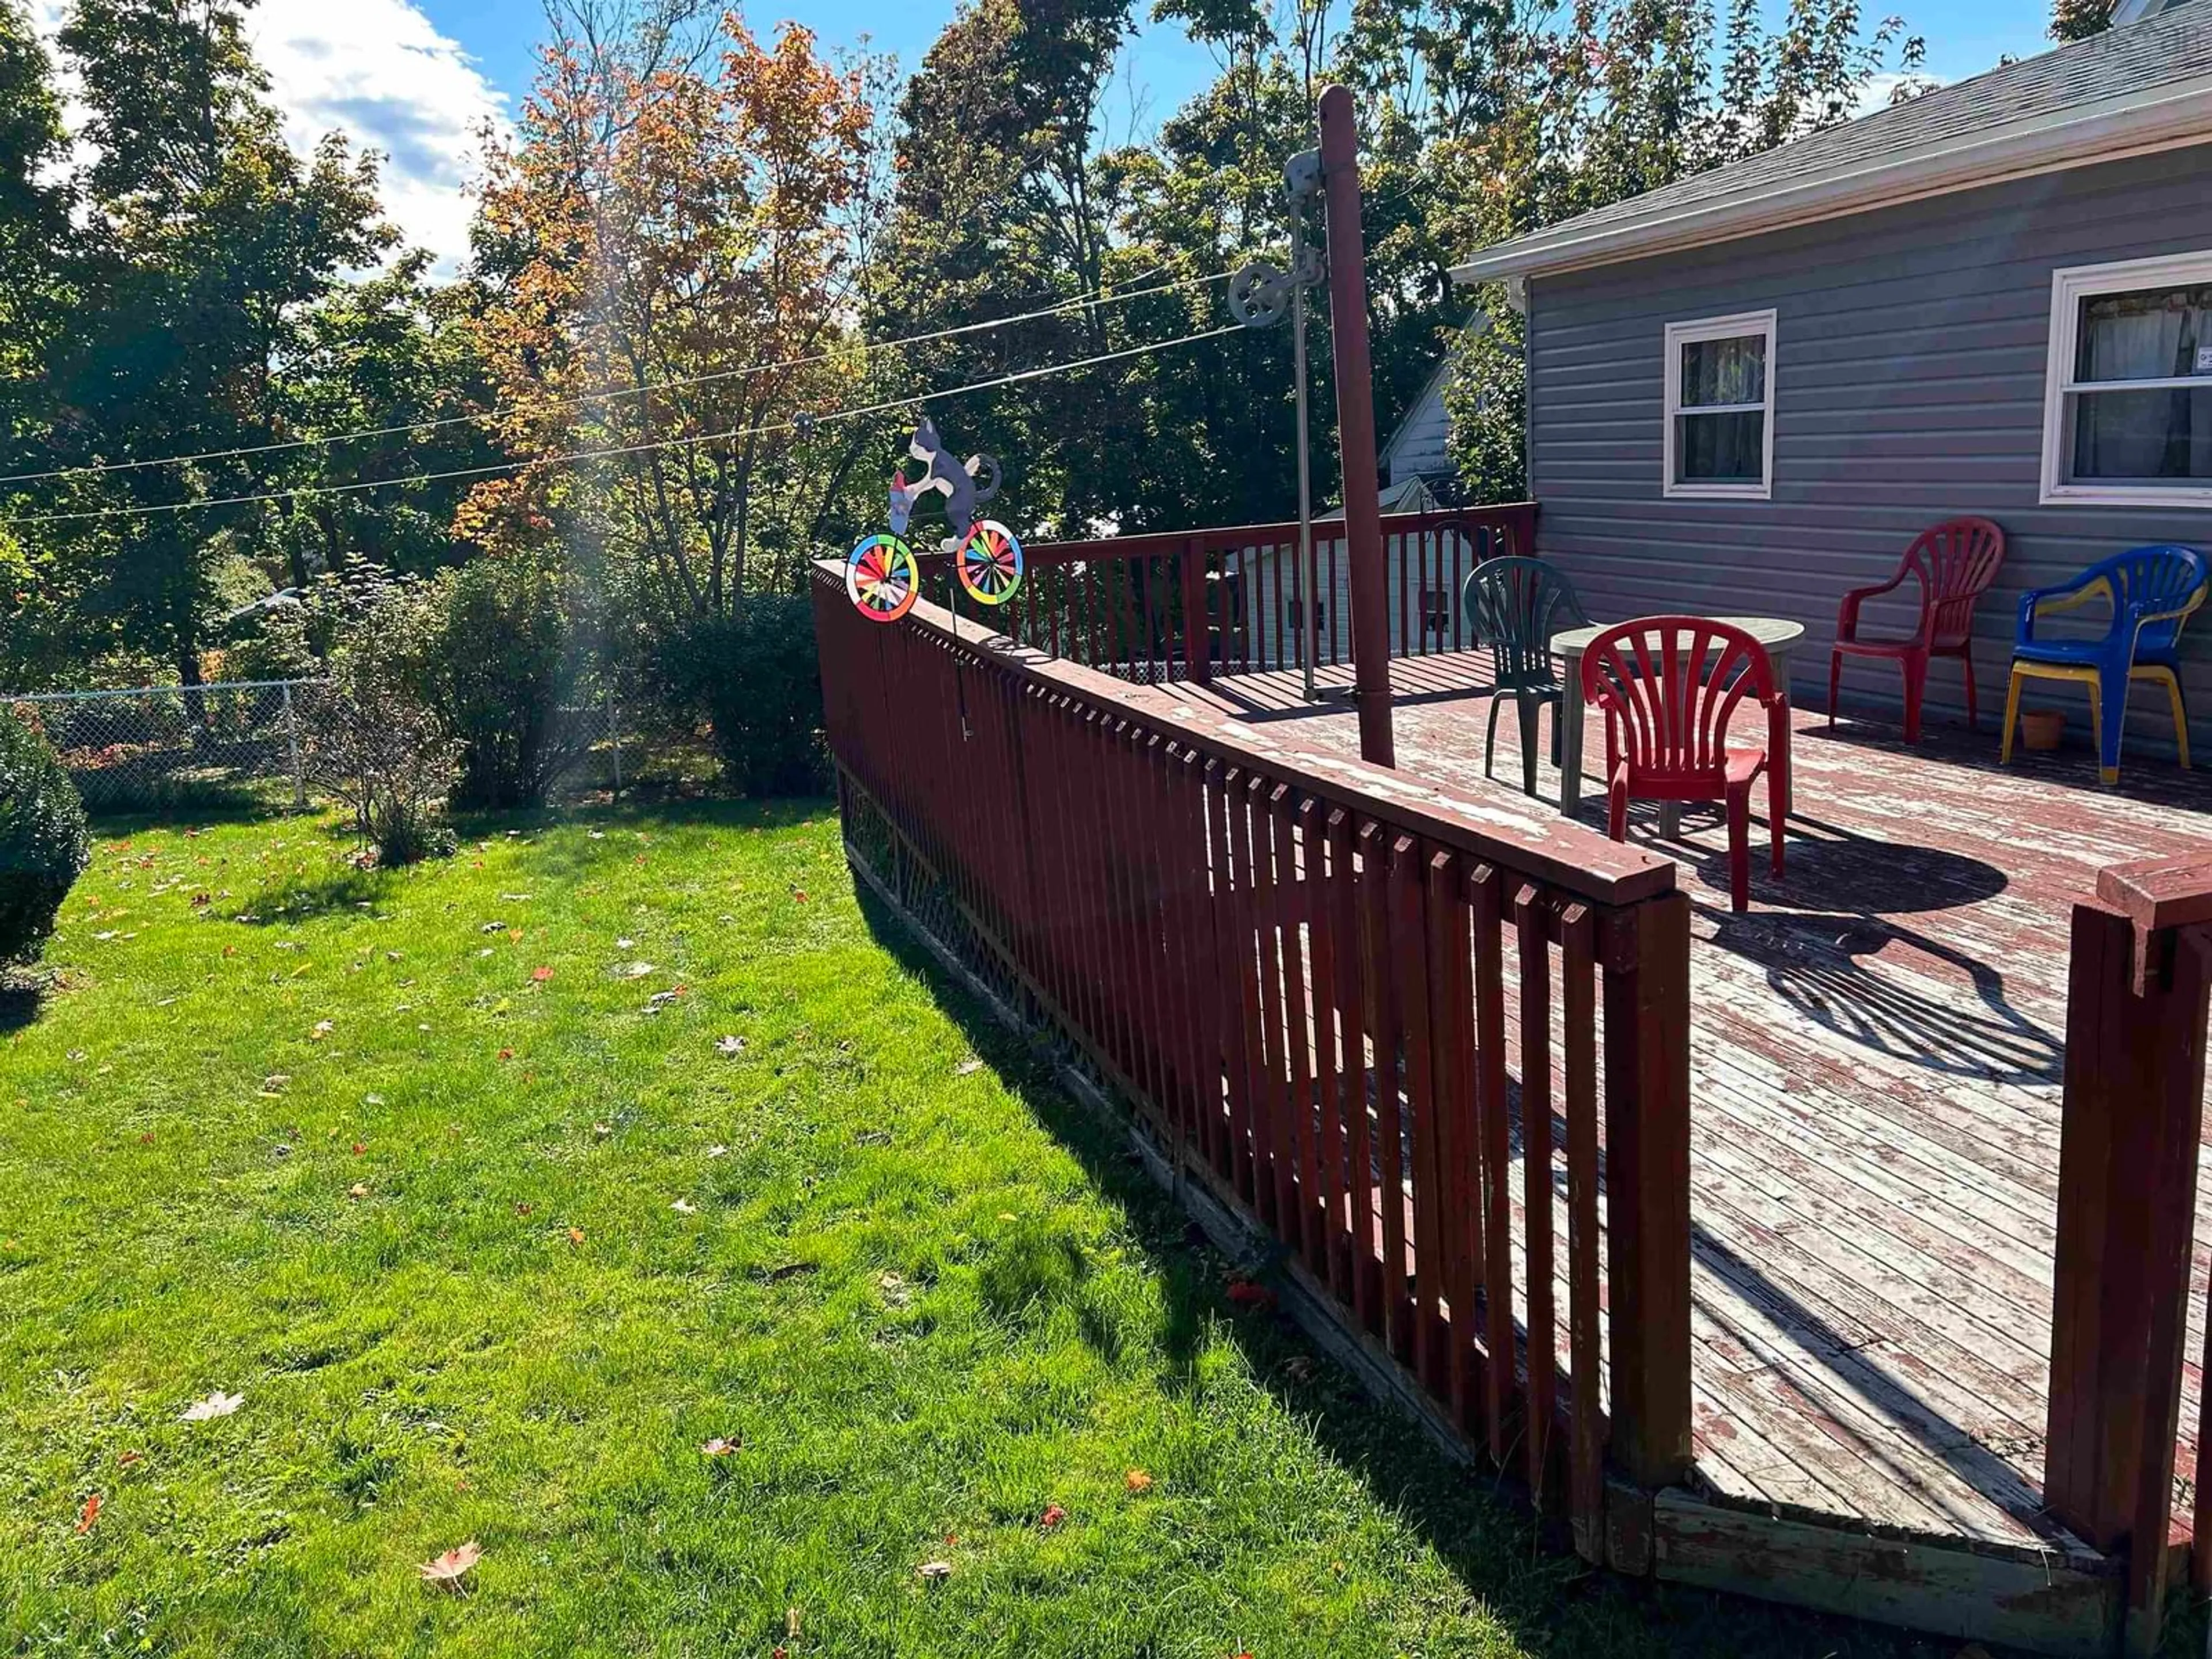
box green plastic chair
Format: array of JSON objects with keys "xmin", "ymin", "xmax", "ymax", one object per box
[{"xmin": 1464, "ymin": 556, "xmax": 1591, "ymax": 797}]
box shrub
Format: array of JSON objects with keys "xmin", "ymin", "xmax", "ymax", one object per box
[
  {"xmin": 300, "ymin": 571, "xmax": 460, "ymax": 866},
  {"xmin": 656, "ymin": 596, "xmax": 827, "ymax": 797},
  {"xmin": 415, "ymin": 554, "xmax": 588, "ymax": 809},
  {"xmin": 0, "ymin": 708, "xmax": 92, "ymax": 965}
]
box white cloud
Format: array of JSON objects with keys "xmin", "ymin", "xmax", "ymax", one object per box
[
  {"xmin": 32, "ymin": 0, "xmax": 509, "ymax": 275},
  {"xmin": 247, "ymin": 0, "xmax": 510, "ymax": 274}
]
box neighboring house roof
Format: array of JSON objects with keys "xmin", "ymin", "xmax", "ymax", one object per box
[
  {"xmin": 1452, "ymin": 2, "xmax": 2212, "ymax": 283},
  {"xmin": 1381, "ymin": 359, "xmax": 1456, "ymax": 483},
  {"xmin": 1316, "ymin": 475, "xmax": 1440, "ymax": 520}
]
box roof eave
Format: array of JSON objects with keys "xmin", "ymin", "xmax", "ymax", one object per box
[{"xmin": 1449, "ymin": 75, "xmax": 2212, "ymax": 285}]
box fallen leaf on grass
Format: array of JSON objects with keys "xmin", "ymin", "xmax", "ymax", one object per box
[
  {"xmin": 309, "ymin": 1020, "xmax": 334, "ymax": 1040},
  {"xmin": 566, "ymin": 1227, "xmax": 586, "ymax": 1245},
  {"xmin": 531, "ymin": 967, "xmax": 554, "ymax": 984},
  {"xmin": 352, "ymin": 1142, "xmax": 367, "ymax": 1156},
  {"xmin": 955, "ymin": 1058, "xmax": 983, "ymax": 1075},
  {"xmin": 1039, "ymin": 1503, "xmax": 1066, "ymax": 1529},
  {"xmin": 917, "ymin": 1560, "xmax": 953, "ymax": 1581},
  {"xmin": 1125, "ymin": 1469, "xmax": 1153, "ymax": 1493},
  {"xmin": 592, "ymin": 1122, "xmax": 612, "ymax": 1139},
  {"xmin": 419, "ymin": 1540, "xmax": 482, "ymax": 1585},
  {"xmin": 116, "ymin": 1450, "xmax": 142, "ymax": 1468},
  {"xmin": 706, "ymin": 1144, "xmax": 728, "ymax": 1158},
  {"xmin": 715, "ymin": 1035, "xmax": 747, "ymax": 1056},
  {"xmin": 700, "ymin": 1437, "xmax": 741, "ymax": 1457},
  {"xmin": 497, "ymin": 1048, "xmax": 514, "ymax": 1062},
  {"xmin": 347, "ymin": 1183, "xmax": 370, "ymax": 1200},
  {"xmin": 181, "ymin": 1389, "xmax": 244, "ymax": 1422},
  {"xmin": 791, "ymin": 889, "xmax": 809, "ymax": 903},
  {"xmin": 1225, "ymin": 1278, "xmax": 1277, "ymax": 1311},
  {"xmin": 75, "ymin": 1494, "xmax": 101, "ymax": 1533}
]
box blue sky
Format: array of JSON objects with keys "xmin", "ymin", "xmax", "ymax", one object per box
[
  {"xmin": 426, "ymin": 0, "xmax": 2058, "ymax": 135},
  {"xmin": 156, "ymin": 0, "xmax": 2062, "ymax": 272}
]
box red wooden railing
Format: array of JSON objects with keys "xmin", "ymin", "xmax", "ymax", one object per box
[
  {"xmin": 813, "ymin": 557, "xmax": 1691, "ymax": 1543},
  {"xmin": 2044, "ymin": 857, "xmax": 2212, "ymax": 1656},
  {"xmin": 919, "ymin": 503, "xmax": 1537, "ymax": 684}
]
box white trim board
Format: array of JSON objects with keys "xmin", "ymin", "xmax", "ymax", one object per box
[
  {"xmin": 1664, "ymin": 309, "xmax": 1778, "ymax": 502},
  {"xmin": 1451, "ymin": 78, "xmax": 2212, "ymax": 285},
  {"xmin": 2037, "ymin": 248, "xmax": 2212, "ymax": 509}
]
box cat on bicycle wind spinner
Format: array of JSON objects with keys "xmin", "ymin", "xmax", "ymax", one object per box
[{"xmin": 846, "ymin": 419, "xmax": 1024, "ymax": 625}]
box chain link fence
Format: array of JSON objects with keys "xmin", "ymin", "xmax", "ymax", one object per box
[
  {"xmin": 5, "ymin": 679, "xmax": 649, "ymax": 816},
  {"xmin": 5, "ymin": 680, "xmax": 321, "ymax": 814}
]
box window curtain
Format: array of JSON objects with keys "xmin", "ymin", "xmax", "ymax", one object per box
[{"xmin": 2074, "ymin": 289, "xmax": 2211, "ymax": 480}]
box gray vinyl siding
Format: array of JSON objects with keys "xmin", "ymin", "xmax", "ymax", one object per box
[{"xmin": 1527, "ymin": 143, "xmax": 2212, "ymax": 756}]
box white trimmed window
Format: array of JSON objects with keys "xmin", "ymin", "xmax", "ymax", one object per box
[
  {"xmin": 1663, "ymin": 309, "xmax": 1776, "ymax": 499},
  {"xmin": 2041, "ymin": 252, "xmax": 2212, "ymax": 507}
]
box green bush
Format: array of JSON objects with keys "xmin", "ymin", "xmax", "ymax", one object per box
[
  {"xmin": 415, "ymin": 554, "xmax": 586, "ymax": 809},
  {"xmin": 656, "ymin": 596, "xmax": 827, "ymax": 797},
  {"xmin": 0, "ymin": 709, "xmax": 92, "ymax": 965}
]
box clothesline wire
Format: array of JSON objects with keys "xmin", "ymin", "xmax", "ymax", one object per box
[
  {"xmin": 0, "ymin": 265, "xmax": 1237, "ymax": 488},
  {"xmin": 0, "ymin": 322, "xmax": 1251, "ymax": 527}
]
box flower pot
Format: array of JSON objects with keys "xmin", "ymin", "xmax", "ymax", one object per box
[{"xmin": 2021, "ymin": 709, "xmax": 2065, "ymax": 752}]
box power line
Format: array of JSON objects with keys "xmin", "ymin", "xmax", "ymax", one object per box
[
  {"xmin": 0, "ymin": 323, "xmax": 1249, "ymax": 527},
  {"xmin": 0, "ymin": 267, "xmax": 1237, "ymax": 489}
]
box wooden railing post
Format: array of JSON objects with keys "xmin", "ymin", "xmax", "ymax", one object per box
[
  {"xmin": 1180, "ymin": 536, "xmax": 1207, "ymax": 685},
  {"xmin": 2044, "ymin": 857, "xmax": 2212, "ymax": 1656},
  {"xmin": 1601, "ymin": 891, "xmax": 1694, "ymax": 1490},
  {"xmin": 1510, "ymin": 502, "xmax": 1540, "ymax": 560},
  {"xmin": 1317, "ymin": 85, "xmax": 1394, "ymax": 770}
]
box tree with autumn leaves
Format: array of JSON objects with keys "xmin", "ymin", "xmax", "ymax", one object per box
[{"xmin": 461, "ymin": 5, "xmax": 884, "ymax": 630}]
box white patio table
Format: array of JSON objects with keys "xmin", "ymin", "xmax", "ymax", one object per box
[{"xmin": 1548, "ymin": 614, "xmax": 1805, "ymax": 828}]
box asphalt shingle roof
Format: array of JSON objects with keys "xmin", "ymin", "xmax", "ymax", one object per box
[{"xmin": 1456, "ymin": 4, "xmax": 2212, "ymax": 276}]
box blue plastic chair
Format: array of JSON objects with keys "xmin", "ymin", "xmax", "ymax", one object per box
[
  {"xmin": 1463, "ymin": 556, "xmax": 1590, "ymax": 797},
  {"xmin": 2000, "ymin": 544, "xmax": 2208, "ymax": 785}
]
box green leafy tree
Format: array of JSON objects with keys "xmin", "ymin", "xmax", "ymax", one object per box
[
  {"xmin": 2050, "ymin": 0, "xmax": 2114, "ymax": 41},
  {"xmin": 0, "ymin": 1, "xmax": 75, "ymax": 687},
  {"xmin": 263, "ymin": 252, "xmax": 504, "ymax": 592},
  {"xmin": 35, "ymin": 0, "xmax": 393, "ymax": 694}
]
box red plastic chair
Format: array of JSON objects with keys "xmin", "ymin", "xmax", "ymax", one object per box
[
  {"xmin": 1827, "ymin": 518, "xmax": 2006, "ymax": 743},
  {"xmin": 1579, "ymin": 618, "xmax": 1789, "ymax": 913}
]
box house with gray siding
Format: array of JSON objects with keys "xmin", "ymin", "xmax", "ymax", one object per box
[{"xmin": 1451, "ymin": 1, "xmax": 2212, "ymax": 752}]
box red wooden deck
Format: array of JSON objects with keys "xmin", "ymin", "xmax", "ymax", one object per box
[{"xmin": 1123, "ymin": 648, "xmax": 2212, "ymax": 1565}]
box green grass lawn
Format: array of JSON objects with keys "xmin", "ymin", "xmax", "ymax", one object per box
[{"xmin": 1, "ymin": 801, "xmax": 1936, "ymax": 1658}]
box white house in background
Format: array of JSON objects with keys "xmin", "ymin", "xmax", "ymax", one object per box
[
  {"xmin": 1379, "ymin": 358, "xmax": 1458, "ymax": 492},
  {"xmin": 1219, "ymin": 353, "xmax": 1469, "ymax": 664}
]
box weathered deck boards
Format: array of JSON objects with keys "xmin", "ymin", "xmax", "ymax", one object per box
[{"xmin": 1124, "ymin": 648, "xmax": 2212, "ymax": 1562}]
